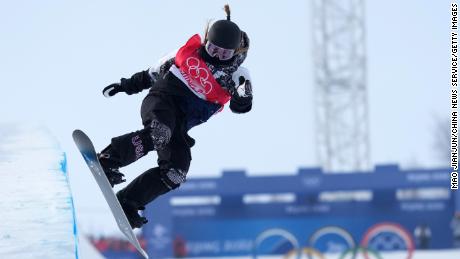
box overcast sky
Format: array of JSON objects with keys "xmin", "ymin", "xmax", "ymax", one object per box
[{"xmin": 0, "ymin": 0, "xmax": 449, "ymax": 235}]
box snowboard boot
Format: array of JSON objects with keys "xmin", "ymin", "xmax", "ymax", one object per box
[
  {"xmin": 115, "ymin": 167, "xmax": 178, "ymax": 228},
  {"xmin": 98, "ymin": 145, "xmax": 126, "ymax": 187},
  {"xmin": 116, "ymin": 192, "xmax": 148, "ymax": 229}
]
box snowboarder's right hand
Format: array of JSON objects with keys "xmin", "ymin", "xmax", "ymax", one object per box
[{"xmin": 102, "ymin": 83, "xmax": 123, "ymax": 98}]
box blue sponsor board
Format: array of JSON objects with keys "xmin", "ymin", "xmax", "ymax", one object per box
[{"xmin": 144, "ymin": 165, "xmax": 456, "ymax": 258}]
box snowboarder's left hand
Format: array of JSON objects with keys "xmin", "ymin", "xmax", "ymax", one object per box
[
  {"xmin": 102, "ymin": 83, "xmax": 123, "ymax": 98},
  {"xmin": 233, "ymin": 76, "xmax": 253, "ymax": 100},
  {"xmin": 229, "ymin": 76, "xmax": 252, "ymax": 113}
]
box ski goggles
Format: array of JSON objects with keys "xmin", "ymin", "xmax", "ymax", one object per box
[{"xmin": 205, "ymin": 41, "xmax": 235, "ymax": 61}]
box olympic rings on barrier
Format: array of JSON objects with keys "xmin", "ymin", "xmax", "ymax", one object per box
[
  {"xmin": 253, "ymin": 222, "xmax": 413, "ymax": 259},
  {"xmin": 284, "ymin": 248, "xmax": 325, "ymax": 259},
  {"xmin": 361, "ymin": 222, "xmax": 414, "ymax": 259},
  {"xmin": 307, "ymin": 226, "xmax": 356, "ymax": 259},
  {"xmin": 253, "ymin": 228, "xmax": 301, "ymax": 259},
  {"xmin": 309, "ymin": 226, "xmax": 356, "ymax": 251},
  {"xmin": 339, "ymin": 246, "xmax": 383, "ymax": 259}
]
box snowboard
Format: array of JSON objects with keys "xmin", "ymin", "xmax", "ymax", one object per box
[{"xmin": 72, "ymin": 129, "xmax": 149, "ymax": 259}]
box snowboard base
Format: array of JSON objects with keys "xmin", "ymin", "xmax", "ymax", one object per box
[{"xmin": 72, "ymin": 129, "xmax": 149, "ymax": 259}]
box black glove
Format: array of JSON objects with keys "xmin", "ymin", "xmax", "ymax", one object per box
[
  {"xmin": 102, "ymin": 83, "xmax": 123, "ymax": 98},
  {"xmin": 230, "ymin": 76, "xmax": 253, "ymax": 113},
  {"xmin": 233, "ymin": 76, "xmax": 253, "ymax": 101}
]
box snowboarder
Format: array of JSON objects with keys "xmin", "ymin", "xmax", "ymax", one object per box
[{"xmin": 97, "ymin": 5, "xmax": 252, "ymax": 228}]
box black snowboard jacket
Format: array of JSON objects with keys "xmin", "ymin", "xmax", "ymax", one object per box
[{"xmin": 116, "ymin": 46, "xmax": 253, "ymax": 131}]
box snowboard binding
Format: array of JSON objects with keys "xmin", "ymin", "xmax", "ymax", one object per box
[{"xmin": 98, "ymin": 151, "xmax": 126, "ymax": 187}]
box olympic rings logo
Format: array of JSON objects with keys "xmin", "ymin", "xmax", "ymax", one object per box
[
  {"xmin": 252, "ymin": 222, "xmax": 415, "ymax": 259},
  {"xmin": 360, "ymin": 223, "xmax": 414, "ymax": 259},
  {"xmin": 185, "ymin": 57, "xmax": 213, "ymax": 95}
]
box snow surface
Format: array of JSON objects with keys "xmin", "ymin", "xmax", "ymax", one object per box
[{"xmin": 0, "ymin": 124, "xmax": 78, "ymax": 258}]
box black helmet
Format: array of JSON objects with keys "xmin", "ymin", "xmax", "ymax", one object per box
[{"xmin": 207, "ymin": 20, "xmax": 241, "ymax": 50}]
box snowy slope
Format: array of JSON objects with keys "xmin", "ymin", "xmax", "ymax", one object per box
[{"xmin": 0, "ymin": 124, "xmax": 78, "ymax": 259}]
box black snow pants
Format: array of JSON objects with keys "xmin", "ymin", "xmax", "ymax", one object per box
[{"xmin": 101, "ymin": 81, "xmax": 193, "ymax": 208}]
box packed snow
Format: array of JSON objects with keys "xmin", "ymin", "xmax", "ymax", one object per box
[{"xmin": 0, "ymin": 124, "xmax": 78, "ymax": 258}]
